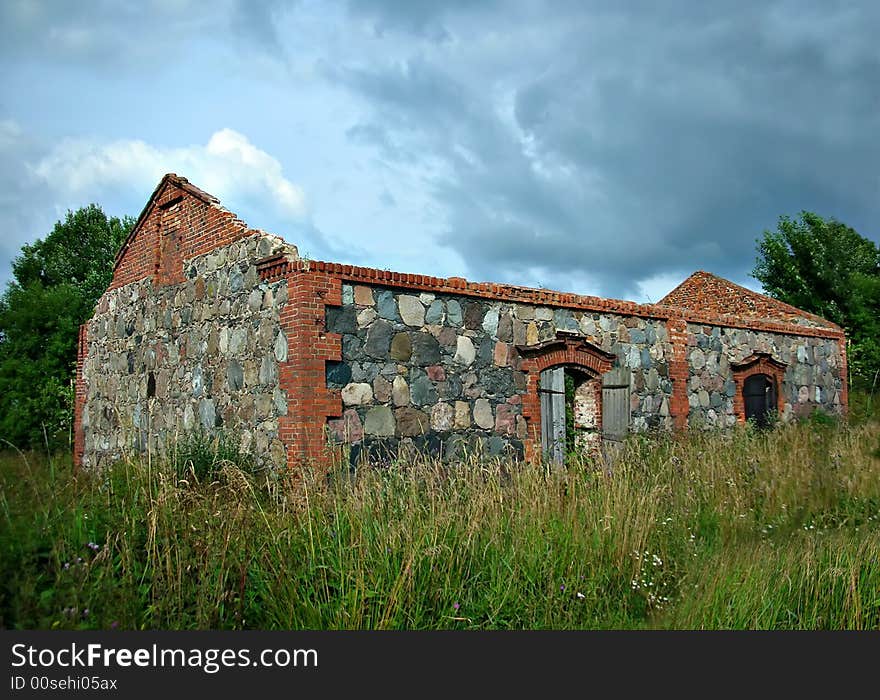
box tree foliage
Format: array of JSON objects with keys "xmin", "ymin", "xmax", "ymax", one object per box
[
  {"xmin": 753, "ymin": 212, "xmax": 880, "ymax": 387},
  {"xmin": 0, "ymin": 205, "xmax": 133, "ymax": 449}
]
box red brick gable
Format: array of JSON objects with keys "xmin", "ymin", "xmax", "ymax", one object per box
[
  {"xmin": 110, "ymin": 173, "xmax": 251, "ymax": 289},
  {"xmin": 659, "ymin": 270, "xmax": 840, "ymax": 331}
]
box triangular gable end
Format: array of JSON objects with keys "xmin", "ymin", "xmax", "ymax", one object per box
[
  {"xmin": 109, "ymin": 173, "xmax": 249, "ymax": 290},
  {"xmin": 659, "ymin": 270, "xmax": 840, "ymax": 331}
]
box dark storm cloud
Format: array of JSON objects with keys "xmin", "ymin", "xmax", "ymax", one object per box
[
  {"xmin": 231, "ymin": 0, "xmax": 297, "ymax": 51},
  {"xmin": 0, "ymin": 1, "xmax": 182, "ymax": 66},
  {"xmin": 4, "ymin": 1, "xmax": 878, "ymax": 301},
  {"xmin": 337, "ymin": 0, "xmax": 880, "ymax": 298}
]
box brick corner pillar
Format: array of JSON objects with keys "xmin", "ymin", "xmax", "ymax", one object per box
[
  {"xmin": 278, "ymin": 265, "xmax": 343, "ymax": 471},
  {"xmin": 518, "ymin": 357, "xmax": 541, "ymax": 462},
  {"xmin": 73, "ymin": 323, "xmax": 89, "ymax": 470},
  {"xmin": 666, "ymin": 316, "xmax": 690, "ymax": 431}
]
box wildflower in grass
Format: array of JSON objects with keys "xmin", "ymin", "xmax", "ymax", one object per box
[
  {"xmin": 110, "ymin": 621, "xmax": 119, "ymax": 629},
  {"xmin": 560, "ymin": 584, "xmax": 565, "ymax": 592},
  {"xmin": 576, "ymin": 592, "xmax": 585, "ymax": 600},
  {"xmin": 453, "ymin": 602, "xmax": 460, "ymax": 611}
]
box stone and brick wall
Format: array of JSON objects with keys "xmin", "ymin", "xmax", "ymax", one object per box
[
  {"xmin": 684, "ymin": 323, "xmax": 845, "ymax": 427},
  {"xmin": 318, "ymin": 281, "xmax": 847, "ymax": 463},
  {"xmin": 111, "ymin": 177, "xmax": 252, "ymax": 290},
  {"xmin": 74, "ymin": 173, "xmax": 850, "ymax": 472},
  {"xmin": 77, "ymin": 175, "xmax": 300, "ymax": 471},
  {"xmin": 322, "ymin": 282, "xmax": 673, "ymax": 464}
]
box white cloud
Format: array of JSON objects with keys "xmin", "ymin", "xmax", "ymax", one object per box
[{"xmin": 31, "ymin": 128, "xmax": 307, "ymax": 221}]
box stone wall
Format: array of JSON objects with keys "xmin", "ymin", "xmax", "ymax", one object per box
[
  {"xmin": 685, "ymin": 323, "xmax": 845, "ymax": 428},
  {"xmin": 80, "ymin": 233, "xmax": 295, "ymax": 470},
  {"xmin": 325, "ymin": 283, "xmax": 674, "ymax": 463},
  {"xmin": 79, "ymin": 260, "xmax": 848, "ymax": 470}
]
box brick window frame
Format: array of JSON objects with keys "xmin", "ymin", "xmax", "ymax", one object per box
[{"xmin": 731, "ymin": 352, "xmax": 787, "ymax": 423}]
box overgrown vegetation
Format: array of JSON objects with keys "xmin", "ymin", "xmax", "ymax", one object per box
[
  {"xmin": 170, "ymin": 428, "xmax": 255, "ymax": 483},
  {"xmin": 2, "ymin": 414, "xmax": 878, "ymax": 630}
]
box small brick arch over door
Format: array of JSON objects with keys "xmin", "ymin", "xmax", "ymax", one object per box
[
  {"xmin": 516, "ymin": 331, "xmax": 617, "ymax": 461},
  {"xmin": 731, "ymin": 352, "xmax": 787, "ymax": 424}
]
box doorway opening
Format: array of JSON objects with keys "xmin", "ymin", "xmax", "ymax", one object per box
[
  {"xmin": 540, "ymin": 366, "xmax": 600, "ymax": 465},
  {"xmin": 743, "ymin": 373, "xmax": 777, "ymax": 428}
]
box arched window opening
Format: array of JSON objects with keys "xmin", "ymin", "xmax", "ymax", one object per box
[
  {"xmin": 518, "ymin": 332, "xmax": 620, "ymax": 464},
  {"xmin": 731, "ymin": 352, "xmax": 786, "ymax": 426}
]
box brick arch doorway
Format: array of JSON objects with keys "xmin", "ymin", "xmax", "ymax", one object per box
[{"xmin": 517, "ymin": 331, "xmax": 623, "ymax": 465}]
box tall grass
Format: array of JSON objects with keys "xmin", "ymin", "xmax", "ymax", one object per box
[{"xmin": 1, "ymin": 418, "xmax": 878, "ymax": 629}]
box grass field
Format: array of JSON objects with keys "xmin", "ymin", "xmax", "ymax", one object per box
[{"xmin": 1, "ymin": 413, "xmax": 878, "ymax": 630}]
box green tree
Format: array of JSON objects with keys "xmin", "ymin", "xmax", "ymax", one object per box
[
  {"xmin": 0, "ymin": 205, "xmax": 133, "ymax": 449},
  {"xmin": 752, "ymin": 212, "xmax": 880, "ymax": 387}
]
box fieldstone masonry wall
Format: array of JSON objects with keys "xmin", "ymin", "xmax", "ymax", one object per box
[
  {"xmin": 80, "ymin": 233, "xmax": 296, "ymax": 469},
  {"xmin": 324, "ymin": 283, "xmax": 675, "ymax": 463},
  {"xmin": 685, "ymin": 323, "xmax": 844, "ymax": 427}
]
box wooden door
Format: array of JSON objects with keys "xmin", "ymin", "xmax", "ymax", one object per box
[{"xmin": 540, "ymin": 367, "xmax": 566, "ymax": 465}]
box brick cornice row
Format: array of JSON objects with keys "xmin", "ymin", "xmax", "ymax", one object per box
[{"xmin": 264, "ymin": 258, "xmax": 844, "ymax": 341}]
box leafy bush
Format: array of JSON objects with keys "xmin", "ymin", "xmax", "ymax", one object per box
[{"xmin": 804, "ymin": 407, "xmax": 839, "ymax": 429}]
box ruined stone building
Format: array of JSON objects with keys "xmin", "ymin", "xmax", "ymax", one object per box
[{"xmin": 74, "ymin": 174, "xmax": 848, "ymax": 470}]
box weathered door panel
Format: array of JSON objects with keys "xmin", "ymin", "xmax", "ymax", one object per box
[
  {"xmin": 540, "ymin": 367, "xmax": 566, "ymax": 464},
  {"xmin": 602, "ymin": 367, "xmax": 631, "ymax": 442}
]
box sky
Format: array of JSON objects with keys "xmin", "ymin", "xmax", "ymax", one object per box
[{"xmin": 2, "ymin": 0, "xmax": 878, "ymax": 304}]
